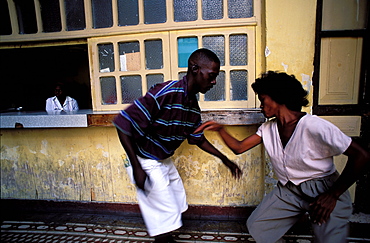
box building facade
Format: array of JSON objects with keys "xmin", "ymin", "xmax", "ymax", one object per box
[{"xmin": 1, "ymin": 0, "xmax": 369, "ymax": 214}]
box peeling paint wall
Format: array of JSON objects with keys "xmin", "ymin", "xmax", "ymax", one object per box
[
  {"xmin": 175, "ymin": 125, "xmax": 265, "ymax": 206},
  {"xmin": 1, "ymin": 128, "xmax": 135, "ymax": 203},
  {"xmin": 264, "ymin": 0, "xmax": 316, "ymax": 113},
  {"xmin": 1, "ymin": 126, "xmax": 263, "ymax": 206},
  {"xmin": 1, "ymin": 0, "xmax": 320, "ymax": 207}
]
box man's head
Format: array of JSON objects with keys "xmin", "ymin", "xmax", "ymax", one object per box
[
  {"xmin": 187, "ymin": 48, "xmax": 220, "ymax": 94},
  {"xmin": 54, "ymin": 83, "xmax": 65, "ymax": 97}
]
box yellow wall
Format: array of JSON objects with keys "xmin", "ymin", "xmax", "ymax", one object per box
[
  {"xmin": 1, "ymin": 126, "xmax": 263, "ymax": 206},
  {"xmin": 1, "ymin": 0, "xmax": 321, "ymax": 206},
  {"xmin": 264, "ymin": 0, "xmax": 316, "ymax": 112}
]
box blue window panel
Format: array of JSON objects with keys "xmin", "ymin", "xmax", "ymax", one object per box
[{"xmin": 177, "ymin": 37, "xmax": 198, "ymax": 68}]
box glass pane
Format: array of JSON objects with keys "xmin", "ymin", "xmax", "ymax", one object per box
[
  {"xmin": 178, "ymin": 37, "xmax": 199, "ymax": 68},
  {"xmin": 119, "ymin": 41, "xmax": 140, "ymax": 71},
  {"xmin": 92, "ymin": 0, "xmax": 113, "ymax": 29},
  {"xmin": 145, "ymin": 40, "xmax": 163, "ymax": 70},
  {"xmin": 174, "ymin": 0, "xmax": 197, "ymax": 22},
  {"xmin": 14, "ymin": 0, "xmax": 38, "ymax": 34},
  {"xmin": 118, "ymin": 0, "xmax": 139, "ymax": 26},
  {"xmin": 64, "ymin": 0, "xmax": 86, "ymax": 31},
  {"xmin": 202, "ymin": 35, "xmax": 225, "ymax": 66},
  {"xmin": 203, "ymin": 0, "xmax": 223, "ymax": 20},
  {"xmin": 322, "ymin": 0, "xmax": 368, "ymax": 30},
  {"xmin": 121, "ymin": 75, "xmax": 142, "ymax": 103},
  {"xmin": 0, "ymin": 0, "xmax": 12, "ymax": 35},
  {"xmin": 230, "ymin": 70, "xmax": 247, "ymax": 100},
  {"xmin": 178, "ymin": 72, "xmax": 187, "ymax": 80},
  {"xmin": 147, "ymin": 74, "xmax": 164, "ymax": 90},
  {"xmin": 230, "ymin": 34, "xmax": 247, "ymax": 66},
  {"xmin": 144, "ymin": 0, "xmax": 166, "ymax": 24},
  {"xmin": 205, "ymin": 71, "xmax": 225, "ymax": 101},
  {"xmin": 100, "ymin": 77, "xmax": 117, "ymax": 105},
  {"xmin": 98, "ymin": 43, "xmax": 115, "ymax": 73},
  {"xmin": 228, "ymin": 0, "xmax": 253, "ymax": 18},
  {"xmin": 39, "ymin": 0, "xmax": 62, "ymax": 33}
]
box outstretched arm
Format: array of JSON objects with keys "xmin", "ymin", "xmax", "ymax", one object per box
[
  {"xmin": 116, "ymin": 128, "xmax": 147, "ymax": 191},
  {"xmin": 196, "ymin": 138, "xmax": 242, "ymax": 179},
  {"xmin": 309, "ymin": 141, "xmax": 370, "ymax": 225},
  {"xmin": 194, "ymin": 121, "xmax": 262, "ymax": 154}
]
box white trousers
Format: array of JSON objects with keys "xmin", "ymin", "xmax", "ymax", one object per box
[{"xmin": 126, "ymin": 156, "xmax": 188, "ymax": 236}]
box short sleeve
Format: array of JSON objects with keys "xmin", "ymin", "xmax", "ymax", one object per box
[
  {"xmin": 256, "ymin": 124, "xmax": 263, "ymax": 137},
  {"xmin": 306, "ymin": 116, "xmax": 352, "ymax": 157}
]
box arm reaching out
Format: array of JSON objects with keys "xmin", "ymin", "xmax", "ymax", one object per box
[
  {"xmin": 196, "ymin": 138, "xmax": 242, "ymax": 179},
  {"xmin": 195, "ymin": 120, "xmax": 262, "ymax": 154}
]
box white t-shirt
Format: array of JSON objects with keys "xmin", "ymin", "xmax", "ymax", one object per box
[
  {"xmin": 45, "ymin": 96, "xmax": 79, "ymax": 112},
  {"xmin": 256, "ymin": 114, "xmax": 352, "ymax": 185}
]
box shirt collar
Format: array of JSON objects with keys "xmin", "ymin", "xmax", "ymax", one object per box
[{"xmin": 182, "ymin": 75, "xmax": 189, "ymax": 97}]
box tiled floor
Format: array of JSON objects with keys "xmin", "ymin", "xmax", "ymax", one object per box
[
  {"xmin": 0, "ymin": 212, "xmax": 253, "ymax": 243},
  {"xmin": 1, "ymin": 212, "xmax": 370, "ymax": 242}
]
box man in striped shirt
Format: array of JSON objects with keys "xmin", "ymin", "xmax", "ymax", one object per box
[{"xmin": 114, "ymin": 48, "xmax": 242, "ymax": 243}]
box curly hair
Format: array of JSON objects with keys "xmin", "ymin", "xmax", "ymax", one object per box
[{"xmin": 252, "ymin": 71, "xmax": 309, "ymax": 112}]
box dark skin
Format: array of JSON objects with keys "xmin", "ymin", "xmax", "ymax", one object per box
[
  {"xmin": 116, "ymin": 56, "xmax": 242, "ymax": 243},
  {"xmin": 195, "ymin": 93, "xmax": 370, "ymax": 226},
  {"xmin": 54, "ymin": 85, "xmax": 66, "ymax": 105}
]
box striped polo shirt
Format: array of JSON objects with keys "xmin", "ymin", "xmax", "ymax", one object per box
[{"xmin": 113, "ymin": 76, "xmax": 205, "ymax": 160}]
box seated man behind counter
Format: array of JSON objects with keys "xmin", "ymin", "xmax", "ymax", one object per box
[
  {"xmin": 114, "ymin": 48, "xmax": 242, "ymax": 243},
  {"xmin": 46, "ymin": 82, "xmax": 79, "ymax": 112}
]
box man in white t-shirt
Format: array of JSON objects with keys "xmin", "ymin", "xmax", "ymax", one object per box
[{"xmin": 46, "ymin": 83, "xmax": 79, "ymax": 112}]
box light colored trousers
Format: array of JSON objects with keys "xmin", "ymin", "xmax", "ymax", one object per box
[
  {"xmin": 247, "ymin": 172, "xmax": 352, "ymax": 243},
  {"xmin": 126, "ymin": 156, "xmax": 188, "ymax": 236}
]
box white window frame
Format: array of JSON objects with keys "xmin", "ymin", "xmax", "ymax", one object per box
[{"xmin": 89, "ymin": 27, "xmax": 255, "ymax": 111}]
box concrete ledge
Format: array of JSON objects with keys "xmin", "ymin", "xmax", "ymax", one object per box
[
  {"xmin": 0, "ymin": 109, "xmax": 264, "ymax": 128},
  {"xmin": 0, "ymin": 110, "xmax": 89, "ymax": 128}
]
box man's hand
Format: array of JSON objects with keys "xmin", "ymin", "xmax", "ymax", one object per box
[
  {"xmin": 194, "ymin": 120, "xmax": 223, "ymax": 133},
  {"xmin": 133, "ymin": 166, "xmax": 147, "ymax": 191},
  {"xmin": 309, "ymin": 192, "xmax": 338, "ymax": 225},
  {"xmin": 222, "ymin": 158, "xmax": 243, "ymax": 179}
]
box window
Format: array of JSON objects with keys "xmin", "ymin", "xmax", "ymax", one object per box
[
  {"xmin": 1, "ymin": 0, "xmax": 260, "ymax": 111},
  {"xmin": 313, "ymin": 0, "xmax": 369, "ymax": 115},
  {"xmin": 0, "ymin": 44, "xmax": 91, "ymax": 111},
  {"xmin": 89, "ymin": 27, "xmax": 255, "ymax": 111},
  {"xmin": 313, "ymin": 0, "xmax": 369, "ymax": 213},
  {"xmin": 1, "ymin": 0, "xmax": 258, "ymax": 43},
  {"xmin": 88, "ymin": 32, "xmax": 171, "ymax": 111}
]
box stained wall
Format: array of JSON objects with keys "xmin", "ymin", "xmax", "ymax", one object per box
[{"xmin": 1, "ymin": 0, "xmax": 321, "ymax": 206}]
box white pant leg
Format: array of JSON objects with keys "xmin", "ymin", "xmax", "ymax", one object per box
[{"xmin": 128, "ymin": 156, "xmax": 188, "ymax": 237}]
